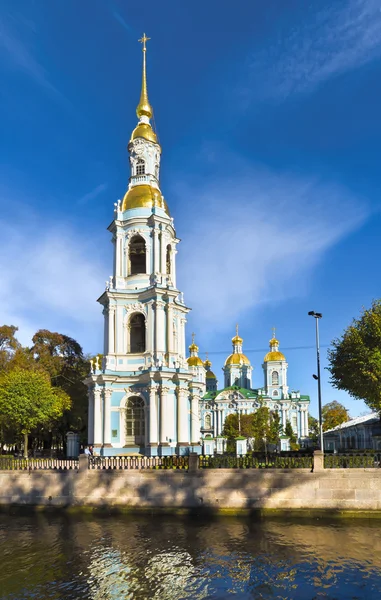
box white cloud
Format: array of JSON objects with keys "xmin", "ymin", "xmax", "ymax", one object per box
[
  {"xmin": 246, "ymin": 0, "xmax": 381, "ymax": 101},
  {"xmin": 0, "ymin": 214, "xmax": 109, "ymax": 352},
  {"xmin": 78, "ymin": 183, "xmax": 108, "ymax": 206},
  {"xmin": 175, "ymin": 162, "xmax": 368, "ymax": 333}
]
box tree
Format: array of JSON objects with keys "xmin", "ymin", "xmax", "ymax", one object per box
[
  {"xmin": 0, "ymin": 325, "xmax": 20, "ymax": 369},
  {"xmin": 328, "ymin": 299, "xmax": 381, "ymax": 413},
  {"xmin": 31, "ymin": 330, "xmax": 90, "ymax": 445},
  {"xmin": 285, "ymin": 420, "xmax": 299, "ymax": 450},
  {"xmin": 308, "ymin": 415, "xmax": 319, "ymax": 444},
  {"xmin": 267, "ymin": 411, "xmax": 282, "ymax": 446},
  {"xmin": 0, "ymin": 368, "xmax": 71, "ymax": 457},
  {"xmin": 222, "ymin": 413, "xmax": 254, "ymax": 440},
  {"xmin": 322, "ymin": 400, "xmax": 349, "ymax": 432}
]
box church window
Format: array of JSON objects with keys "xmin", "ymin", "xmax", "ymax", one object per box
[
  {"xmin": 129, "ymin": 313, "xmax": 146, "ymax": 353},
  {"xmin": 136, "ymin": 159, "xmax": 145, "ymax": 175},
  {"xmin": 205, "ymin": 414, "xmax": 212, "ymax": 429},
  {"xmin": 166, "ymin": 245, "xmax": 171, "ymax": 274},
  {"xmin": 272, "ymin": 371, "xmax": 279, "ymax": 385},
  {"xmin": 272, "ymin": 390, "xmax": 279, "ymax": 397},
  {"xmin": 129, "ymin": 235, "xmax": 146, "ymax": 275},
  {"xmin": 125, "ymin": 396, "xmax": 145, "ymax": 444}
]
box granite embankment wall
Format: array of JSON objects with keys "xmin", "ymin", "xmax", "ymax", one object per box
[{"xmin": 1, "ymin": 457, "xmax": 381, "ymax": 513}]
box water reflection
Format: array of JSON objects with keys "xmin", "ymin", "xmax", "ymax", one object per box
[{"xmin": 1, "ymin": 514, "xmax": 381, "ymax": 599}]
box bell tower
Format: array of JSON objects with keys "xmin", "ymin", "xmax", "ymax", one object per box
[{"xmin": 86, "ymin": 35, "xmax": 201, "ymax": 457}]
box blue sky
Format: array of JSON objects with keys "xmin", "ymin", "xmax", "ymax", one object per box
[{"xmin": 1, "ymin": 0, "xmax": 380, "ymax": 418}]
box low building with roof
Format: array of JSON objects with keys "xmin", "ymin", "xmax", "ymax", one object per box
[
  {"xmin": 323, "ymin": 412, "xmax": 381, "ymax": 451},
  {"xmin": 197, "ymin": 328, "xmax": 310, "ymax": 445}
]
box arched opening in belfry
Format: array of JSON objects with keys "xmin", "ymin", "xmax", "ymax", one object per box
[
  {"xmin": 272, "ymin": 371, "xmax": 279, "ymax": 385},
  {"xmin": 129, "ymin": 235, "xmax": 146, "ymax": 275},
  {"xmin": 136, "ymin": 158, "xmax": 145, "ymax": 175},
  {"xmin": 205, "ymin": 413, "xmax": 212, "ymax": 430},
  {"xmin": 166, "ymin": 244, "xmax": 171, "ymax": 274},
  {"xmin": 125, "ymin": 396, "xmax": 145, "ymax": 445},
  {"xmin": 129, "ymin": 313, "xmax": 146, "ymax": 353}
]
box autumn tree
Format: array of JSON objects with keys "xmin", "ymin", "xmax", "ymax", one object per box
[
  {"xmin": 328, "ymin": 299, "xmax": 381, "ymax": 413},
  {"xmin": 267, "ymin": 410, "xmax": 282, "ymax": 446},
  {"xmin": 0, "ymin": 368, "xmax": 71, "ymax": 457},
  {"xmin": 322, "ymin": 400, "xmax": 349, "ymax": 432},
  {"xmin": 308, "ymin": 415, "xmax": 319, "ymax": 444},
  {"xmin": 31, "ymin": 330, "xmax": 90, "ymax": 445}
]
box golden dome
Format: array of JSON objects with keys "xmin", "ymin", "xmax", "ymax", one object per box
[
  {"xmin": 122, "ymin": 185, "xmax": 169, "ymax": 214},
  {"xmin": 204, "ymin": 359, "xmax": 212, "ymax": 368},
  {"xmin": 225, "ymin": 353, "xmax": 250, "ymax": 366},
  {"xmin": 269, "ymin": 338, "xmax": 279, "ymax": 347},
  {"xmin": 130, "ymin": 122, "xmax": 158, "ymax": 144},
  {"xmin": 264, "ymin": 351, "xmax": 286, "ymax": 362},
  {"xmin": 232, "ymin": 335, "xmax": 243, "ymax": 344},
  {"xmin": 189, "ymin": 343, "xmax": 199, "ymax": 353},
  {"xmin": 206, "ymin": 370, "xmax": 216, "ymax": 379},
  {"xmin": 187, "ymin": 356, "xmax": 204, "ymax": 367}
]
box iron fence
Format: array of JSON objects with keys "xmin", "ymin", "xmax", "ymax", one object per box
[
  {"xmin": 88, "ymin": 455, "xmax": 189, "ymax": 470},
  {"xmin": 324, "ymin": 452, "xmax": 381, "ymax": 468},
  {"xmin": 199, "ymin": 452, "xmax": 313, "ymax": 470},
  {"xmin": 0, "ymin": 457, "xmax": 79, "ymax": 470}
]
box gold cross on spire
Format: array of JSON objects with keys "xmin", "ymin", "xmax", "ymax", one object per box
[
  {"xmin": 236, "ymin": 323, "xmax": 239, "ymax": 336},
  {"xmin": 205, "ymin": 352, "xmax": 209, "ymax": 361},
  {"xmin": 138, "ymin": 33, "xmax": 151, "ymax": 51},
  {"xmin": 272, "ymin": 326, "xmax": 276, "ymax": 338},
  {"xmin": 192, "ymin": 332, "xmax": 195, "ymax": 344}
]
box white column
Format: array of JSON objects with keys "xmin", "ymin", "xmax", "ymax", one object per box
[
  {"xmin": 191, "ymin": 395, "xmax": 200, "ymax": 444},
  {"xmin": 108, "ymin": 306, "xmax": 115, "ymax": 354},
  {"xmin": 180, "ymin": 318, "xmax": 186, "ymax": 358},
  {"xmin": 166, "ymin": 304, "xmax": 173, "ymax": 354},
  {"xmin": 160, "ymin": 232, "xmax": 166, "ymax": 274},
  {"xmin": 103, "ymin": 307, "xmax": 108, "ymax": 356},
  {"xmin": 93, "ymin": 388, "xmax": 102, "ymax": 445},
  {"xmin": 177, "ymin": 388, "xmax": 189, "ymax": 444},
  {"xmin": 159, "ymin": 386, "xmax": 170, "ymax": 443},
  {"xmin": 115, "ymin": 234, "xmax": 123, "ymax": 278},
  {"xmin": 104, "ymin": 389, "xmax": 112, "ymax": 445},
  {"xmin": 304, "ymin": 410, "xmax": 309, "ymax": 436},
  {"xmin": 149, "ymin": 385, "xmax": 158, "ymax": 445},
  {"xmin": 88, "ymin": 391, "xmax": 94, "ymax": 444},
  {"xmin": 153, "ymin": 229, "xmax": 159, "ymax": 274},
  {"xmin": 115, "ymin": 305, "xmax": 124, "ymax": 354},
  {"xmin": 172, "ymin": 249, "xmax": 177, "ymax": 288},
  {"xmin": 155, "ymin": 301, "xmax": 165, "ymax": 354}
]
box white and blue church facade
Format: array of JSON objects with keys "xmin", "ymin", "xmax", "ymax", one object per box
[
  {"xmin": 199, "ymin": 332, "xmax": 310, "ymax": 449},
  {"xmin": 86, "ymin": 36, "xmax": 309, "ymax": 456}
]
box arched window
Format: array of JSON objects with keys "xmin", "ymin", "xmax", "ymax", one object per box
[
  {"xmin": 136, "ymin": 158, "xmax": 145, "ymax": 175},
  {"xmin": 125, "ymin": 396, "xmax": 145, "ymax": 445},
  {"xmin": 166, "ymin": 245, "xmax": 171, "ymax": 275},
  {"xmin": 129, "ymin": 235, "xmax": 146, "ymax": 275},
  {"xmin": 129, "ymin": 313, "xmax": 146, "ymax": 353},
  {"xmin": 205, "ymin": 414, "xmax": 212, "ymax": 429},
  {"xmin": 272, "ymin": 370, "xmax": 279, "ymax": 385},
  {"xmin": 272, "ymin": 390, "xmax": 279, "ymax": 397}
]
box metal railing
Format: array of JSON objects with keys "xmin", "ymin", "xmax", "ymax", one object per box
[
  {"xmin": 0, "ymin": 457, "xmax": 79, "ymax": 470},
  {"xmin": 199, "ymin": 452, "xmax": 313, "ymax": 470},
  {"xmin": 88, "ymin": 455, "xmax": 189, "ymax": 470},
  {"xmin": 324, "ymin": 452, "xmax": 381, "ymax": 469}
]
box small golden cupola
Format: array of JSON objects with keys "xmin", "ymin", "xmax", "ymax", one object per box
[
  {"xmin": 187, "ymin": 333, "xmax": 204, "ymax": 367},
  {"xmin": 225, "ymin": 325, "xmax": 250, "ymax": 366},
  {"xmin": 264, "ymin": 329, "xmax": 286, "ymax": 362},
  {"xmin": 204, "ymin": 353, "xmax": 216, "ymax": 379},
  {"xmin": 122, "ymin": 34, "xmax": 169, "ymax": 215}
]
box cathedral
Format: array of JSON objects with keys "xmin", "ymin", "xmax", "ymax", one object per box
[{"xmin": 86, "ymin": 36, "xmax": 309, "ymax": 456}]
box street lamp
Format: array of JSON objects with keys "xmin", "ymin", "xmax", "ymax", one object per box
[{"xmin": 308, "ymin": 311, "xmax": 324, "ymax": 452}]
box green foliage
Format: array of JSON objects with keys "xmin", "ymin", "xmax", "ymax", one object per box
[
  {"xmin": 285, "ymin": 420, "xmax": 299, "ymax": 450},
  {"xmin": 222, "ymin": 408, "xmax": 282, "ymax": 451},
  {"xmin": 308, "ymin": 415, "xmax": 319, "ymax": 443},
  {"xmin": 322, "ymin": 400, "xmax": 349, "ymax": 432},
  {"xmin": 328, "ymin": 299, "xmax": 381, "ymax": 412},
  {"xmin": 31, "ymin": 330, "xmax": 90, "ymax": 441},
  {"xmin": 0, "ymin": 368, "xmax": 70, "ymax": 456}
]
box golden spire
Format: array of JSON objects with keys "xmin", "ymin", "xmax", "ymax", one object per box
[
  {"xmin": 236, "ymin": 323, "xmax": 239, "ymax": 336},
  {"xmin": 137, "ymin": 33, "xmax": 152, "ymax": 119},
  {"xmin": 270, "ymin": 326, "xmax": 279, "ymax": 347},
  {"xmin": 272, "ymin": 326, "xmax": 276, "ymax": 339}
]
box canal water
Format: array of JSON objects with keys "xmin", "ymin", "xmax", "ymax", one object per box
[{"xmin": 1, "ymin": 513, "xmax": 381, "ymax": 599}]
